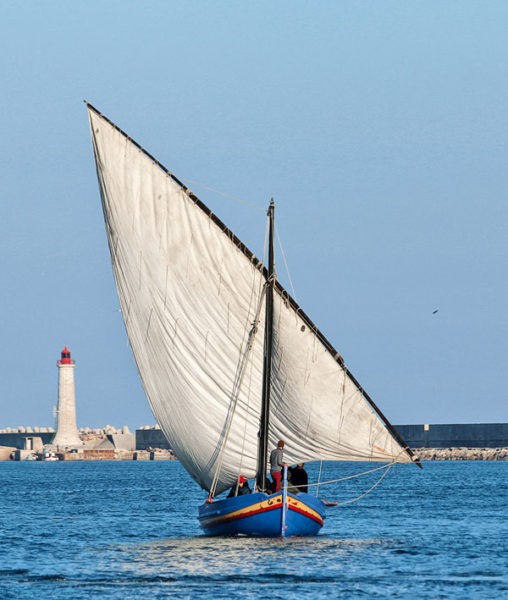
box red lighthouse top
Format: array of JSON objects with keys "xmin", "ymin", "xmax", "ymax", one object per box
[{"xmin": 58, "ymin": 346, "xmax": 75, "ymax": 365}]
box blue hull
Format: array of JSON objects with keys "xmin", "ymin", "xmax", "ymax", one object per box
[{"xmin": 198, "ymin": 491, "xmax": 326, "ymax": 537}]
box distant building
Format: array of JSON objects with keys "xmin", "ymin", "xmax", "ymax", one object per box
[
  {"xmin": 395, "ymin": 423, "xmax": 508, "ymax": 449},
  {"xmin": 135, "ymin": 426, "xmax": 172, "ymax": 450}
]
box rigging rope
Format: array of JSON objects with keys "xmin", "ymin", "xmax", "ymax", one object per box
[
  {"xmin": 274, "ymin": 222, "xmax": 298, "ymax": 301},
  {"xmin": 316, "ymin": 460, "xmax": 324, "ymax": 497},
  {"xmin": 236, "ymin": 329, "xmax": 258, "ymax": 493},
  {"xmin": 208, "ymin": 289, "xmax": 265, "ymax": 499},
  {"xmin": 306, "ymin": 461, "xmax": 397, "ymax": 490},
  {"xmin": 331, "ymin": 462, "xmax": 396, "ymax": 506},
  {"xmin": 208, "ymin": 210, "xmax": 271, "ymax": 499},
  {"xmin": 307, "ymin": 452, "xmax": 408, "ymax": 506}
]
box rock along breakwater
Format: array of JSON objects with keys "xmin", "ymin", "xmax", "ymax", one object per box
[{"xmin": 414, "ymin": 447, "xmax": 508, "ymax": 460}]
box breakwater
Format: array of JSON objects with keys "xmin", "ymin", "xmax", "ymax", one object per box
[
  {"xmin": 413, "ymin": 447, "xmax": 508, "ymax": 461},
  {"xmin": 58, "ymin": 449, "xmax": 176, "ymax": 461},
  {"xmin": 2, "ymin": 424, "xmax": 508, "ymax": 461}
]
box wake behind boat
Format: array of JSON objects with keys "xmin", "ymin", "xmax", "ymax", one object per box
[{"xmin": 86, "ymin": 103, "xmax": 420, "ymax": 538}]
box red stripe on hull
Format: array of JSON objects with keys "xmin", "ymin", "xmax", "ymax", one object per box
[
  {"xmin": 288, "ymin": 503, "xmax": 323, "ymax": 525},
  {"xmin": 202, "ymin": 499, "xmax": 282, "ymax": 527}
]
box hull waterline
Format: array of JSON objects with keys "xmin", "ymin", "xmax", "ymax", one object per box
[{"xmin": 198, "ymin": 491, "xmax": 326, "ymax": 537}]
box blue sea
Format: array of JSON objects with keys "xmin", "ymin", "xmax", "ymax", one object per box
[{"xmin": 0, "ymin": 460, "xmax": 506, "ymax": 599}]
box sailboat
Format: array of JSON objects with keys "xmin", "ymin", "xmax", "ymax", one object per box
[{"xmin": 86, "ymin": 102, "xmax": 420, "ymax": 537}]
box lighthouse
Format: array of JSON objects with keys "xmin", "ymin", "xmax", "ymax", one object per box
[{"xmin": 52, "ymin": 346, "xmax": 83, "ymax": 449}]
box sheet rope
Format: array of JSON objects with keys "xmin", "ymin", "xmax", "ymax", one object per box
[
  {"xmin": 304, "ymin": 462, "xmax": 398, "ymax": 506},
  {"xmin": 303, "ymin": 452, "xmax": 409, "ymax": 505},
  {"xmin": 305, "ymin": 461, "xmax": 398, "ymax": 490}
]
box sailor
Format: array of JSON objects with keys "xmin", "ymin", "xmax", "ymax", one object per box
[
  {"xmin": 285, "ymin": 468, "xmax": 300, "ymax": 494},
  {"xmin": 289, "ymin": 463, "xmax": 308, "ymax": 493},
  {"xmin": 269, "ymin": 439, "xmax": 285, "ymax": 492},
  {"xmin": 227, "ymin": 475, "xmax": 251, "ymax": 498}
]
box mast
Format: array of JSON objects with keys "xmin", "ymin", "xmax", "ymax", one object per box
[{"xmin": 256, "ymin": 199, "xmax": 275, "ymax": 491}]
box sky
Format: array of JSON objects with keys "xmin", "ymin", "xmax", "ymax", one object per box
[{"xmin": 1, "ymin": 1, "xmax": 507, "ymax": 431}]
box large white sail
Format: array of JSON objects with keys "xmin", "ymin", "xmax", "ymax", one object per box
[{"xmin": 88, "ymin": 104, "xmax": 414, "ymax": 494}]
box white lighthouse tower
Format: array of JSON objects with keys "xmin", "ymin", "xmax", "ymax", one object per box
[{"xmin": 52, "ymin": 346, "xmax": 83, "ymax": 449}]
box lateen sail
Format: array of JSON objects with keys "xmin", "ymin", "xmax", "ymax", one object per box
[{"xmin": 88, "ymin": 104, "xmax": 414, "ymax": 495}]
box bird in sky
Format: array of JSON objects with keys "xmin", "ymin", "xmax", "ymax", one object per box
[{"xmin": 433, "ymin": 309, "xmax": 439, "ymax": 314}]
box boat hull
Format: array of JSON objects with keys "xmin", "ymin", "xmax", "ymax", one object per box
[{"xmin": 198, "ymin": 491, "xmax": 326, "ymax": 537}]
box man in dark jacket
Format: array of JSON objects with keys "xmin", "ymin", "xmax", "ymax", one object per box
[{"xmin": 289, "ymin": 463, "xmax": 308, "ymax": 493}]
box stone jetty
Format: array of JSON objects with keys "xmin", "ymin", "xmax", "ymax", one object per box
[{"xmin": 414, "ymin": 447, "xmax": 508, "ymax": 461}]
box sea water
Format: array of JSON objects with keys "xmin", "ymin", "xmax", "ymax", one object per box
[{"xmin": 0, "ymin": 460, "xmax": 506, "ymax": 599}]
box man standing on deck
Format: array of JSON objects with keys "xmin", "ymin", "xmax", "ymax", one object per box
[{"xmin": 269, "ymin": 439, "xmax": 285, "ymax": 492}]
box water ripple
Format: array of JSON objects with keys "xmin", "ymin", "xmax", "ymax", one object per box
[{"xmin": 0, "ymin": 460, "xmax": 506, "ymax": 599}]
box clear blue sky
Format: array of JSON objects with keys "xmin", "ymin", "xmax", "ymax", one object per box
[{"xmin": 1, "ymin": 1, "xmax": 507, "ymax": 430}]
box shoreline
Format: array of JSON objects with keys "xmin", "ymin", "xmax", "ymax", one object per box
[{"xmin": 2, "ymin": 446, "xmax": 508, "ymax": 462}]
